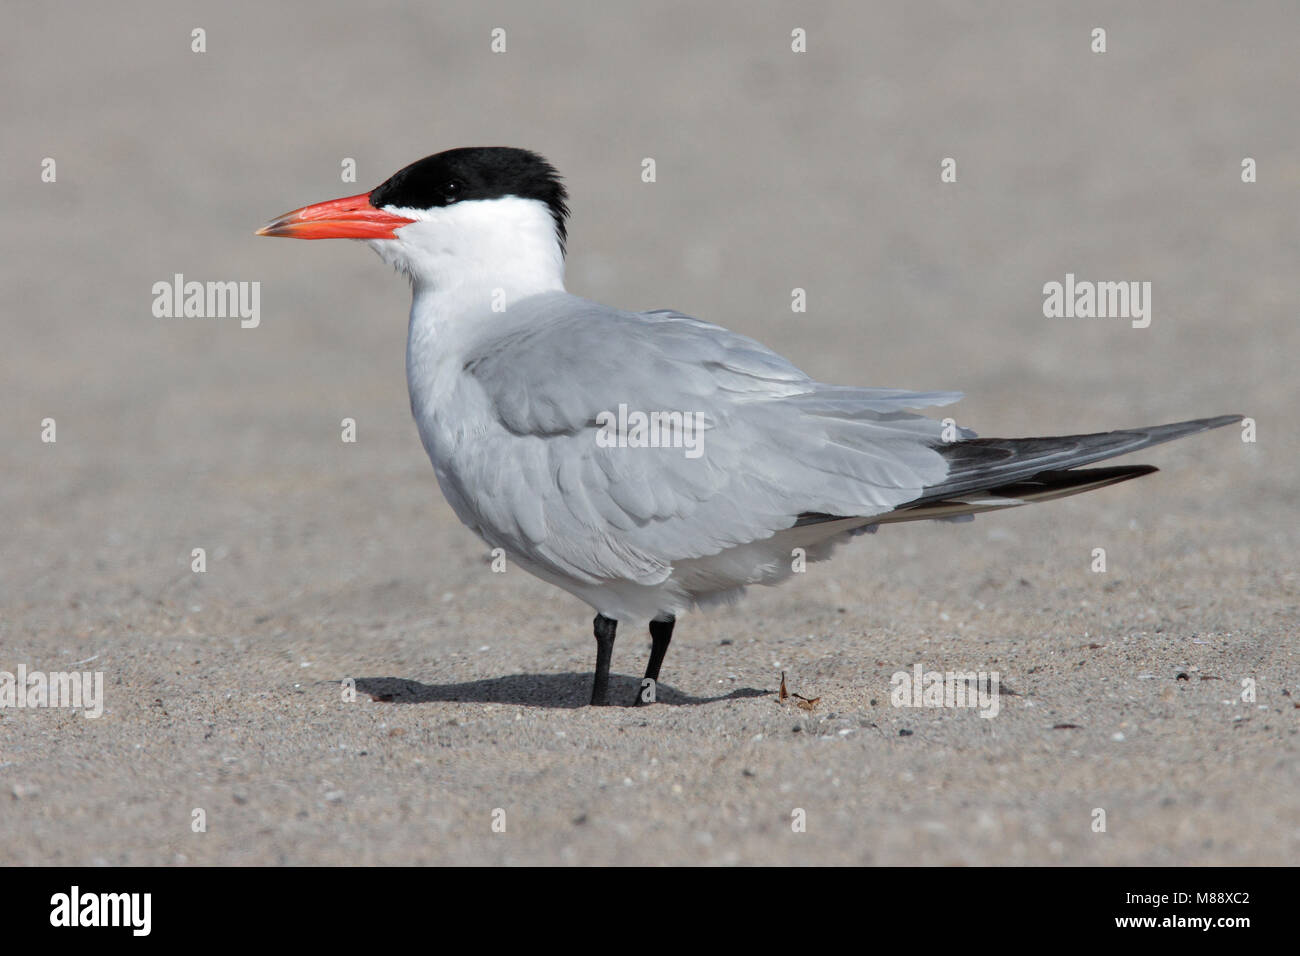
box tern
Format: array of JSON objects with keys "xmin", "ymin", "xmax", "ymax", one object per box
[{"xmin": 258, "ymin": 147, "xmax": 1240, "ymax": 706}]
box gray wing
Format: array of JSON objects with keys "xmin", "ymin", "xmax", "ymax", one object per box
[{"xmin": 453, "ymin": 292, "xmax": 965, "ymax": 585}]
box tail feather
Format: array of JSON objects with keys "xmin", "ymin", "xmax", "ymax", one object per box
[
  {"xmin": 876, "ymin": 465, "xmax": 1156, "ymax": 524},
  {"xmin": 919, "ymin": 414, "xmax": 1241, "ymax": 504},
  {"xmin": 793, "ymin": 414, "xmax": 1241, "ymax": 530}
]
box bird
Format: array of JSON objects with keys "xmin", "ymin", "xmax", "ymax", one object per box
[{"xmin": 257, "ymin": 146, "xmax": 1240, "ymax": 707}]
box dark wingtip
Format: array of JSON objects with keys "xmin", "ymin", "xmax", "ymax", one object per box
[{"xmin": 1198, "ymin": 414, "xmax": 1246, "ymax": 429}]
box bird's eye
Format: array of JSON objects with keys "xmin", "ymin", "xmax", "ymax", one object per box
[{"xmin": 444, "ymin": 181, "xmax": 462, "ymax": 202}]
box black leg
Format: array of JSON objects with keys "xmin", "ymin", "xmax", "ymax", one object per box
[
  {"xmin": 633, "ymin": 615, "xmax": 676, "ymax": 705},
  {"xmin": 590, "ymin": 614, "xmax": 617, "ymax": 706}
]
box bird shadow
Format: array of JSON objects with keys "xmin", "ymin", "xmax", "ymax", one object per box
[{"xmin": 353, "ymin": 673, "xmax": 768, "ymax": 709}]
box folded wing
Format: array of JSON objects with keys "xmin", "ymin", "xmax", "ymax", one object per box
[{"xmin": 456, "ymin": 293, "xmax": 965, "ymax": 584}]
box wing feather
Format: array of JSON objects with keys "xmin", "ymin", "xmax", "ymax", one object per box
[{"xmin": 447, "ymin": 292, "xmax": 959, "ymax": 584}]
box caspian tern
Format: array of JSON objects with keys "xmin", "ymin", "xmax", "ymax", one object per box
[{"xmin": 258, "ymin": 147, "xmax": 1240, "ymax": 706}]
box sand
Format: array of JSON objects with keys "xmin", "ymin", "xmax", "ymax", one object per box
[{"xmin": 1, "ymin": 1, "xmax": 1296, "ymax": 865}]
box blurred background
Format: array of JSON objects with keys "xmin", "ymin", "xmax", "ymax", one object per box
[{"xmin": 1, "ymin": 1, "xmax": 1295, "ymax": 865}]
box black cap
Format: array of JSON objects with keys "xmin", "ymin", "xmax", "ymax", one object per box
[{"xmin": 369, "ymin": 147, "xmax": 570, "ymax": 252}]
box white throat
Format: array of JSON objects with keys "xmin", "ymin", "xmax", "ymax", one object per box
[
  {"xmin": 378, "ymin": 196, "xmax": 567, "ymax": 447},
  {"xmin": 368, "ymin": 195, "xmax": 566, "ymax": 312}
]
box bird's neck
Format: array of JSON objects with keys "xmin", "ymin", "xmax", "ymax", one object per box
[
  {"xmin": 388, "ymin": 196, "xmax": 567, "ymax": 325},
  {"xmin": 401, "ymin": 200, "xmax": 567, "ymax": 431}
]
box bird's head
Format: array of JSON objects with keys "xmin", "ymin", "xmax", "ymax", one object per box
[{"xmin": 257, "ymin": 147, "xmax": 569, "ymax": 291}]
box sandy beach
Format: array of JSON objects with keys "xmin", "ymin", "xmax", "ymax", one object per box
[{"xmin": 1, "ymin": 1, "xmax": 1296, "ymax": 865}]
